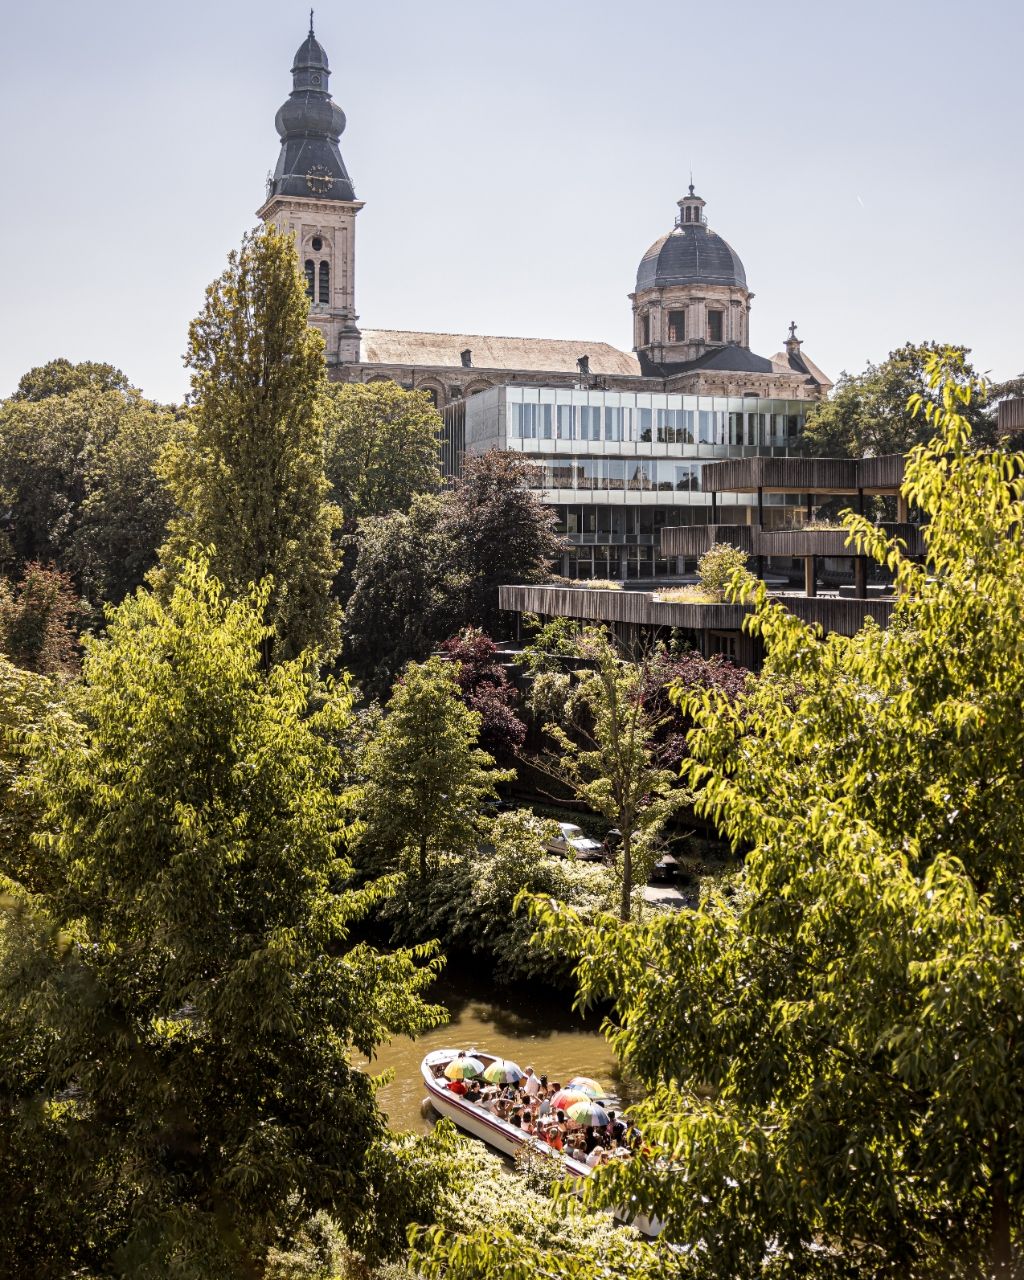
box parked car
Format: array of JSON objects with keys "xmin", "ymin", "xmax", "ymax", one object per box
[{"xmin": 543, "ymin": 822, "xmax": 605, "ymax": 862}]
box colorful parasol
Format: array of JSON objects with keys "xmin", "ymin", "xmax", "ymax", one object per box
[
  {"xmin": 482, "ymin": 1059, "xmax": 525, "ymax": 1085},
  {"xmin": 444, "ymin": 1055, "xmax": 485, "ymax": 1081},
  {"xmin": 566, "ymin": 1098, "xmax": 610, "ymax": 1127},
  {"xmin": 551, "ymin": 1088, "xmax": 588, "ymax": 1111},
  {"xmin": 566, "ymin": 1076, "xmax": 604, "ymax": 1097}
]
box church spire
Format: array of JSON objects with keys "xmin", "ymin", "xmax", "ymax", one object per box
[{"xmin": 267, "ymin": 24, "xmax": 355, "ymax": 201}]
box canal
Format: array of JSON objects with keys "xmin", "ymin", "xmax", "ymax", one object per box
[{"xmin": 365, "ymin": 970, "xmax": 625, "ymax": 1134}]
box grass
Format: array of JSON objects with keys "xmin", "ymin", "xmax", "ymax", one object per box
[
  {"xmin": 655, "ymin": 586, "xmax": 722, "ymax": 604},
  {"xmin": 579, "ymin": 579, "xmax": 622, "ymax": 591}
]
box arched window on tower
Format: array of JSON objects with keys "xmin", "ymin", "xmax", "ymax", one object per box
[
  {"xmin": 304, "ymin": 260, "xmax": 315, "ymax": 299},
  {"xmin": 318, "ymin": 261, "xmax": 330, "ymax": 304}
]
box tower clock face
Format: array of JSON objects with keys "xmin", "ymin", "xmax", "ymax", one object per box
[{"xmin": 305, "ymin": 165, "xmax": 334, "ymax": 195}]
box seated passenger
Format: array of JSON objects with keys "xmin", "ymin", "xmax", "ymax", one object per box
[
  {"xmin": 448, "ymin": 1077, "xmax": 468, "ymax": 1095},
  {"xmin": 464, "ymin": 1082, "xmax": 482, "ymax": 1103}
]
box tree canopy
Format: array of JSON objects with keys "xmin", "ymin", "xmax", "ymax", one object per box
[
  {"xmin": 0, "ymin": 362, "xmax": 180, "ymax": 605},
  {"xmin": 803, "ymin": 341, "xmax": 996, "ymax": 458},
  {"xmin": 160, "ymin": 223, "xmax": 341, "ymax": 663},
  {"xmin": 322, "ymin": 380, "xmax": 442, "ymax": 524},
  {"xmin": 0, "ymin": 555, "xmax": 443, "ymax": 1278},
  {"xmin": 420, "ymin": 356, "xmax": 1024, "ymax": 1278}
]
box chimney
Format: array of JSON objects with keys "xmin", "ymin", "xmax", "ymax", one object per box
[
  {"xmin": 461, "ymin": 348, "xmax": 473, "ymax": 368},
  {"xmin": 577, "ymin": 354, "xmax": 590, "ymax": 377}
]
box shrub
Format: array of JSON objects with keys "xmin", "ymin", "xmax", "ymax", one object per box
[{"xmin": 696, "ymin": 542, "xmax": 752, "ymax": 600}]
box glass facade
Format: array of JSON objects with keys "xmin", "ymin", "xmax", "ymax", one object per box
[
  {"xmin": 451, "ymin": 385, "xmax": 812, "ymax": 580},
  {"xmin": 496, "ymin": 387, "xmax": 805, "ymax": 452}
]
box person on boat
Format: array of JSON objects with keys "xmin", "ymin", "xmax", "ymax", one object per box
[
  {"xmin": 448, "ymin": 1077, "xmax": 468, "ymax": 1096},
  {"xmin": 523, "ymin": 1066, "xmax": 541, "ymax": 1099},
  {"xmin": 547, "ymin": 1128, "xmax": 563, "ymax": 1152},
  {"xmin": 464, "ymin": 1081, "xmax": 482, "ymax": 1103},
  {"xmin": 537, "ymin": 1089, "xmax": 552, "ymax": 1118}
]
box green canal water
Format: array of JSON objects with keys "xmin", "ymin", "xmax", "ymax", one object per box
[{"xmin": 364, "ymin": 970, "xmax": 626, "ymax": 1134}]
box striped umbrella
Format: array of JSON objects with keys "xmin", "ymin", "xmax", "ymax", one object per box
[
  {"xmin": 566, "ymin": 1076, "xmax": 604, "ymax": 1097},
  {"xmin": 482, "ymin": 1059, "xmax": 524, "ymax": 1085},
  {"xmin": 551, "ymin": 1088, "xmax": 588, "ymax": 1111},
  {"xmin": 567, "ymin": 1098, "xmax": 610, "ymax": 1127},
  {"xmin": 444, "ymin": 1055, "xmax": 485, "ymax": 1081}
]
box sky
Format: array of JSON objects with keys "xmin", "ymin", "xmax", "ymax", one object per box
[{"xmin": 0, "ymin": 0, "xmax": 1021, "ymax": 405}]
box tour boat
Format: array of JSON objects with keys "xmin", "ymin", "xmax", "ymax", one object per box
[
  {"xmin": 420, "ymin": 1047, "xmax": 661, "ymax": 1236},
  {"xmin": 420, "ymin": 1047, "xmax": 592, "ymax": 1178}
]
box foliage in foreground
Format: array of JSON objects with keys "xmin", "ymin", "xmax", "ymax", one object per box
[
  {"xmin": 418, "ymin": 359, "xmax": 1024, "ymax": 1278},
  {"xmin": 0, "ymin": 557, "xmax": 443, "ymax": 1279}
]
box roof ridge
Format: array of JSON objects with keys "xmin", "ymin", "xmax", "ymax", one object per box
[{"xmin": 361, "ymin": 327, "xmax": 626, "ymax": 347}]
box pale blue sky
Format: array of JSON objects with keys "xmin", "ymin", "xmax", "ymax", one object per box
[{"xmin": 1, "ymin": 0, "xmax": 1021, "ymax": 404}]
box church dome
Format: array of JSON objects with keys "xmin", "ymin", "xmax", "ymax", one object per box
[{"xmin": 635, "ymin": 188, "xmax": 747, "ymax": 292}]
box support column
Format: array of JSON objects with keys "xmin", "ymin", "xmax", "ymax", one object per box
[
  {"xmin": 806, "ymin": 493, "xmax": 814, "ymax": 520},
  {"xmin": 857, "ymin": 487, "xmax": 865, "ymax": 517},
  {"xmin": 757, "ymin": 486, "xmax": 764, "ymax": 527},
  {"xmin": 897, "ymin": 492, "xmax": 909, "ymax": 522},
  {"xmin": 804, "ymin": 555, "xmax": 817, "ymax": 598},
  {"xmin": 711, "ymin": 492, "xmax": 718, "ymax": 521},
  {"xmin": 854, "ymin": 556, "xmax": 868, "ymax": 599}
]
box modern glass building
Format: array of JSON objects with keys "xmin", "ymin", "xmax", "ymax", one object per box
[{"xmin": 443, "ymin": 385, "xmax": 811, "ymax": 579}]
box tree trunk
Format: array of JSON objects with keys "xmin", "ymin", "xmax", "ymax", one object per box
[
  {"xmin": 988, "ymin": 1179, "xmax": 1020, "ymax": 1278},
  {"xmin": 619, "ymin": 836, "xmax": 632, "ymax": 922},
  {"xmin": 419, "ymin": 833, "xmax": 428, "ymax": 880}
]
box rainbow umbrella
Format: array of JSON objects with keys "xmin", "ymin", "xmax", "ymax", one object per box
[
  {"xmin": 482, "ymin": 1059, "xmax": 524, "ymax": 1085},
  {"xmin": 551, "ymin": 1088, "xmax": 588, "ymax": 1111},
  {"xmin": 566, "ymin": 1076, "xmax": 604, "ymax": 1097},
  {"xmin": 444, "ymin": 1055, "xmax": 485, "ymax": 1081},
  {"xmin": 567, "ymin": 1098, "xmax": 610, "ymax": 1127}
]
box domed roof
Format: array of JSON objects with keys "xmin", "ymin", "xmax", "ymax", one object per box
[
  {"xmin": 292, "ymin": 33, "xmax": 329, "ymax": 73},
  {"xmin": 636, "ymin": 224, "xmax": 747, "ymax": 292}
]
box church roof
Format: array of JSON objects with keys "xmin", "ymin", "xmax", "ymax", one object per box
[
  {"xmin": 770, "ymin": 347, "xmax": 833, "ymax": 389},
  {"xmin": 636, "ymin": 225, "xmax": 747, "ymax": 292},
  {"xmin": 639, "ymin": 345, "xmax": 775, "ymax": 378},
  {"xmin": 359, "ymin": 330, "xmax": 641, "ymax": 377}
]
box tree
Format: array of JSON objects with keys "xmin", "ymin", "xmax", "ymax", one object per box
[
  {"xmin": 440, "ymin": 451, "xmax": 565, "ymax": 635},
  {"xmin": 342, "ymin": 494, "xmax": 466, "ymax": 697},
  {"xmin": 420, "ymin": 355, "xmax": 1024, "ymax": 1280},
  {"xmin": 0, "ymin": 555, "xmax": 443, "ymax": 1278},
  {"xmin": 358, "ymin": 655, "xmax": 511, "ymax": 881},
  {"xmin": 637, "ymin": 644, "xmax": 748, "ymax": 769},
  {"xmin": 159, "ymin": 224, "xmax": 340, "ymax": 664},
  {"xmin": 322, "ymin": 380, "xmax": 442, "ymax": 524},
  {"xmin": 0, "ymin": 562, "xmax": 81, "ymax": 675},
  {"xmin": 438, "ymin": 628, "xmax": 526, "ymax": 759},
  {"xmin": 538, "ymin": 629, "xmax": 686, "ymax": 921},
  {"xmin": 696, "ymin": 541, "xmax": 752, "ymax": 600},
  {"xmin": 802, "ymin": 340, "xmax": 995, "ymax": 458},
  {"xmin": 0, "ymin": 362, "xmax": 180, "ymax": 604}
]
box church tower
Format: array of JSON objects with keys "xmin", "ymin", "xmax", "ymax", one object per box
[{"xmin": 258, "ymin": 18, "xmax": 363, "ymax": 366}]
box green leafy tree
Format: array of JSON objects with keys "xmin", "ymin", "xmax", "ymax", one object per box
[
  {"xmin": 359, "ymin": 655, "xmax": 511, "ymax": 881},
  {"xmin": 0, "ymin": 555, "xmax": 442, "ymax": 1278},
  {"xmin": 440, "ymin": 451, "xmax": 565, "ymax": 635},
  {"xmin": 0, "ymin": 362, "xmax": 179, "ymax": 603},
  {"xmin": 803, "ymin": 340, "xmax": 995, "ymax": 458},
  {"xmin": 322, "ymin": 380, "xmax": 442, "ymax": 523},
  {"xmin": 420, "ymin": 356, "xmax": 1024, "ymax": 1279},
  {"xmin": 342, "ymin": 493, "xmax": 466, "ymax": 697},
  {"xmin": 538, "ymin": 629, "xmax": 686, "ymax": 921},
  {"xmin": 160, "ymin": 224, "xmax": 340, "ymax": 664},
  {"xmin": 696, "ymin": 541, "xmax": 752, "ymax": 599}
]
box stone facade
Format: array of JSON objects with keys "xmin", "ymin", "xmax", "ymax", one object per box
[{"xmin": 257, "ymin": 193, "xmax": 363, "ymax": 365}]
